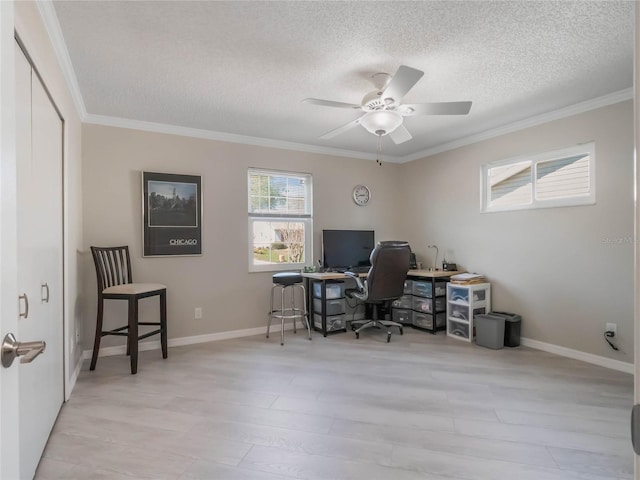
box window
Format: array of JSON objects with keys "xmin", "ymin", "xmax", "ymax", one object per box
[
  {"xmin": 248, "ymin": 168, "xmax": 312, "ymax": 272},
  {"xmin": 481, "ymin": 143, "xmax": 595, "ymax": 213}
]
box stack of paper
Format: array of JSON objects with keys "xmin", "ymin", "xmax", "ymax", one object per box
[{"xmin": 450, "ymin": 273, "xmax": 486, "ymax": 284}]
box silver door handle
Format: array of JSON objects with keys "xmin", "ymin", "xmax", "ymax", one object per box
[
  {"xmin": 41, "ymin": 283, "xmax": 50, "ymax": 303},
  {"xmin": 18, "ymin": 294, "xmax": 29, "ymax": 319},
  {"xmin": 1, "ymin": 333, "xmax": 46, "ymax": 367}
]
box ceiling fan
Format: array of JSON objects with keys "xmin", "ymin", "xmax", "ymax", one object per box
[{"xmin": 303, "ymin": 65, "xmax": 472, "ymax": 145}]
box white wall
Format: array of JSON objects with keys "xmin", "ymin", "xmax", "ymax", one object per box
[
  {"xmin": 81, "ymin": 124, "xmax": 401, "ymax": 347},
  {"xmin": 399, "ymin": 101, "xmax": 634, "ymax": 363},
  {"xmin": 15, "ymin": 2, "xmax": 84, "ymax": 393}
]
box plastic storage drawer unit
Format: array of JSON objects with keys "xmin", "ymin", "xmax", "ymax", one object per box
[
  {"xmin": 413, "ymin": 312, "xmax": 446, "ymax": 330},
  {"xmin": 447, "ymin": 319, "xmax": 469, "ymax": 339},
  {"xmin": 313, "ymin": 298, "xmax": 345, "ymax": 316},
  {"xmin": 313, "ymin": 313, "xmax": 345, "ymax": 332},
  {"xmin": 475, "ymin": 314, "xmax": 505, "ymax": 349},
  {"xmin": 392, "ymin": 308, "xmax": 412, "ymax": 325},
  {"xmin": 449, "ymin": 304, "xmax": 469, "ymax": 322},
  {"xmin": 412, "ymin": 296, "xmax": 445, "ymax": 314},
  {"xmin": 313, "ymin": 281, "xmax": 344, "ymax": 299},
  {"xmin": 412, "ymin": 281, "xmax": 433, "ymax": 298},
  {"xmin": 448, "ymin": 286, "xmax": 469, "ymax": 303},
  {"xmin": 392, "ymin": 295, "xmax": 413, "ymax": 309}
]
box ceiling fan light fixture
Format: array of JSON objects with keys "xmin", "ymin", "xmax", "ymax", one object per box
[{"xmin": 359, "ymin": 110, "xmax": 403, "ymax": 136}]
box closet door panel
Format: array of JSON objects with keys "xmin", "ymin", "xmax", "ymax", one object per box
[{"xmin": 15, "ymin": 42, "xmax": 64, "ymax": 480}]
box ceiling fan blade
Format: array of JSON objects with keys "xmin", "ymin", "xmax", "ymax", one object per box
[
  {"xmin": 381, "ymin": 65, "xmax": 424, "ymax": 105},
  {"xmin": 319, "ymin": 116, "xmax": 364, "ymax": 139},
  {"xmin": 401, "ymin": 101, "xmax": 472, "ymax": 116},
  {"xmin": 303, "ymin": 98, "xmax": 361, "ymax": 109},
  {"xmin": 388, "ymin": 124, "xmax": 412, "ymax": 144}
]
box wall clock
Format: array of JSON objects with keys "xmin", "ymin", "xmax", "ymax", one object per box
[{"xmin": 352, "ymin": 184, "xmax": 371, "ymax": 206}]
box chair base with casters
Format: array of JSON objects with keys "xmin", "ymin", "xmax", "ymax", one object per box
[
  {"xmin": 90, "ymin": 246, "xmax": 168, "ymax": 374},
  {"xmin": 267, "ymin": 272, "xmax": 311, "ymax": 345},
  {"xmin": 347, "ymin": 298, "xmax": 403, "ymax": 343}
]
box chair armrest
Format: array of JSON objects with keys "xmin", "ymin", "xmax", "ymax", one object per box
[
  {"xmin": 344, "ymin": 271, "xmax": 363, "ymax": 290},
  {"xmin": 344, "ymin": 271, "xmax": 368, "ymax": 301}
]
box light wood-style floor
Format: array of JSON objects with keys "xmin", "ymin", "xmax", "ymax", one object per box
[{"xmin": 36, "ymin": 327, "xmax": 633, "ymax": 479}]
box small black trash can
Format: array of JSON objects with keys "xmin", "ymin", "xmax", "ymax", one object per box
[{"xmin": 491, "ymin": 311, "xmax": 521, "ymax": 347}]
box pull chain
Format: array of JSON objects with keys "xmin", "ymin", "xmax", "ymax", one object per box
[{"xmin": 376, "ymin": 134, "xmax": 383, "ymax": 166}]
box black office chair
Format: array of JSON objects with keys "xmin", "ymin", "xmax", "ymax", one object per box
[{"xmin": 345, "ymin": 241, "xmax": 411, "ymax": 342}]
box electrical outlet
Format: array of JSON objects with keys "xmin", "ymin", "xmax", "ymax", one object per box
[
  {"xmin": 194, "ymin": 307, "xmax": 202, "ymax": 319},
  {"xmin": 606, "ymin": 322, "xmax": 617, "ymax": 337}
]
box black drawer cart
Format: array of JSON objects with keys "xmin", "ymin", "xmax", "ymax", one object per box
[{"xmin": 391, "ymin": 271, "xmax": 461, "ymax": 334}]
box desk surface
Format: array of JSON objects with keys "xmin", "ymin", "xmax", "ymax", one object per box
[
  {"xmin": 408, "ymin": 269, "xmax": 465, "ymax": 278},
  {"xmin": 302, "ymin": 269, "xmax": 465, "ymax": 280}
]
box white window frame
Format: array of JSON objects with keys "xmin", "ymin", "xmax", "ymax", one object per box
[
  {"xmin": 248, "ymin": 168, "xmax": 313, "ymax": 273},
  {"xmin": 481, "ymin": 143, "xmax": 596, "ymax": 213}
]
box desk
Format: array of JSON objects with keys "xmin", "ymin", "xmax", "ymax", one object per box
[
  {"xmin": 407, "ymin": 269, "xmax": 465, "ymax": 279},
  {"xmin": 302, "ymin": 270, "xmax": 464, "ymax": 336}
]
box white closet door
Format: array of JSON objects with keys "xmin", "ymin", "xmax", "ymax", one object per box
[{"xmin": 15, "ymin": 42, "xmax": 64, "ymax": 480}]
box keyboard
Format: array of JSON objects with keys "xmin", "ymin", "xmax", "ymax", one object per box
[{"xmin": 348, "ymin": 266, "xmax": 370, "ymax": 274}]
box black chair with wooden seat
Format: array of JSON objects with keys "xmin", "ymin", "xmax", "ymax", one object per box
[
  {"xmin": 345, "ymin": 241, "xmax": 411, "ymax": 342},
  {"xmin": 90, "ymin": 246, "xmax": 168, "ymax": 374}
]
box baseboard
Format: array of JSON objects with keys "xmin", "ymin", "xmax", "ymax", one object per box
[
  {"xmin": 65, "ymin": 356, "xmax": 83, "ymax": 400},
  {"xmin": 520, "ymin": 337, "xmax": 633, "ymax": 374},
  {"xmin": 82, "ymin": 324, "xmax": 293, "ymax": 360},
  {"xmin": 82, "ymin": 328, "xmax": 634, "ymax": 374}
]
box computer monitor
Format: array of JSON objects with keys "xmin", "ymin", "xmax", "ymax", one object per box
[{"xmin": 322, "ymin": 229, "xmax": 375, "ymax": 271}]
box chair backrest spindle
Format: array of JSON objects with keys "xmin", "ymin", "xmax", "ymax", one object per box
[{"xmin": 91, "ymin": 246, "xmax": 134, "ymax": 292}]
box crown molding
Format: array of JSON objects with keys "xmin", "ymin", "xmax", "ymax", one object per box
[
  {"xmin": 83, "ymin": 113, "xmax": 395, "ymax": 162},
  {"xmin": 80, "ymin": 88, "xmax": 634, "ymax": 166},
  {"xmin": 399, "ymin": 88, "xmax": 633, "ymax": 163},
  {"xmin": 37, "ymin": 1, "xmax": 631, "ymax": 165},
  {"xmin": 36, "ymin": 0, "xmax": 87, "ymax": 119}
]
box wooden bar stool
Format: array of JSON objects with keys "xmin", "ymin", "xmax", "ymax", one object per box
[
  {"xmin": 267, "ymin": 272, "xmax": 311, "ymax": 345},
  {"xmin": 90, "ymin": 246, "xmax": 167, "ymax": 374}
]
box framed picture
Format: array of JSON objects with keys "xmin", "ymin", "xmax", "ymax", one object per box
[{"xmin": 142, "ymin": 171, "xmax": 202, "ymax": 256}]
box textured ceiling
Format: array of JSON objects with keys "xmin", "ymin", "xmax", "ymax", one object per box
[{"xmin": 51, "ymin": 1, "xmax": 634, "ymax": 161}]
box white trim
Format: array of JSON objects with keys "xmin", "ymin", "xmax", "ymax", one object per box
[
  {"xmin": 83, "ymin": 89, "xmax": 631, "ymax": 164},
  {"xmin": 480, "ymin": 142, "xmax": 596, "ymax": 213},
  {"xmin": 84, "ymin": 113, "xmax": 380, "ymax": 162},
  {"xmin": 521, "ymin": 337, "xmax": 633, "ymax": 374},
  {"xmin": 66, "ymin": 356, "xmax": 82, "ymax": 401},
  {"xmin": 248, "ymin": 169, "xmax": 313, "ymax": 273},
  {"xmin": 81, "ymin": 326, "xmax": 632, "ymax": 375},
  {"xmin": 35, "ymin": 1, "xmax": 87, "ymax": 119},
  {"xmin": 400, "ymin": 88, "xmax": 633, "ymax": 163},
  {"xmin": 81, "ymin": 324, "xmax": 296, "ymax": 360}
]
